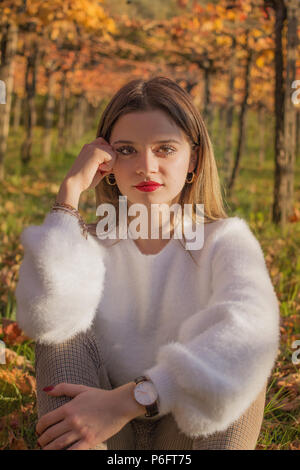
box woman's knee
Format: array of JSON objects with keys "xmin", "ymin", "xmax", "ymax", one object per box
[
  {"xmin": 150, "ymin": 384, "xmax": 267, "ymax": 450},
  {"xmin": 35, "ymin": 328, "xmax": 100, "ymax": 385},
  {"xmin": 192, "ymin": 384, "xmax": 267, "ymax": 450},
  {"xmin": 34, "ymin": 326, "xmax": 111, "ymax": 419}
]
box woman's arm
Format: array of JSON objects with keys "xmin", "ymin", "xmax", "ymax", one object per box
[
  {"xmin": 142, "ymin": 217, "xmax": 280, "ymax": 438},
  {"xmin": 15, "ymin": 137, "xmax": 116, "ymax": 345},
  {"xmin": 36, "ymin": 381, "xmax": 146, "ymax": 450},
  {"xmin": 15, "ymin": 201, "xmax": 107, "ymax": 345}
]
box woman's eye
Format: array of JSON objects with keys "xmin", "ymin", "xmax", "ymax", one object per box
[
  {"xmin": 116, "ymin": 145, "xmax": 133, "ymax": 157},
  {"xmin": 115, "ymin": 145, "xmax": 176, "ymax": 156},
  {"xmin": 158, "ymin": 145, "xmax": 176, "ymax": 155},
  {"xmin": 115, "ymin": 146, "xmax": 135, "ymax": 156}
]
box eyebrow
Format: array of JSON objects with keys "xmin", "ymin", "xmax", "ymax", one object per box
[{"xmin": 112, "ymin": 139, "xmax": 182, "ymax": 145}]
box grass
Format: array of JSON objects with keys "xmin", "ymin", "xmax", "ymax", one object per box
[{"xmin": 0, "ymin": 107, "xmax": 300, "ymax": 450}]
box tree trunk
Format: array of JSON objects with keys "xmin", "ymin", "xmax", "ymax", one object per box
[
  {"xmin": 70, "ymin": 95, "xmax": 79, "ymax": 143},
  {"xmin": 217, "ymin": 105, "xmax": 225, "ymax": 149},
  {"xmin": 70, "ymin": 95, "xmax": 87, "ymax": 143},
  {"xmin": 258, "ymin": 104, "xmax": 266, "ymax": 168},
  {"xmin": 218, "ymin": 105, "xmax": 226, "ymax": 133},
  {"xmin": 42, "ymin": 71, "xmax": 56, "ymax": 161},
  {"xmin": 223, "ymin": 99, "xmax": 234, "ymax": 184},
  {"xmin": 223, "ymin": 37, "xmax": 236, "ymax": 185},
  {"xmin": 76, "ymin": 95, "xmax": 89, "ymax": 140},
  {"xmin": 272, "ymin": 0, "xmax": 298, "ymax": 227},
  {"xmin": 227, "ymin": 38, "xmax": 252, "ymax": 195},
  {"xmin": 185, "ymin": 80, "xmax": 197, "ymax": 95},
  {"xmin": 87, "ymin": 101, "xmax": 96, "ymax": 130},
  {"xmin": 296, "ymin": 109, "xmax": 300, "ymax": 158},
  {"xmin": 20, "ymin": 40, "xmax": 39, "ymax": 166},
  {"xmin": 13, "ymin": 94, "xmax": 22, "ymax": 130},
  {"xmin": 65, "ymin": 96, "xmax": 74, "ymax": 149},
  {"xmin": 56, "ymin": 76, "xmax": 67, "ymax": 153},
  {"xmin": 64, "ymin": 95, "xmax": 78, "ymax": 148},
  {"xmin": 283, "ymin": 0, "xmax": 298, "ymax": 219},
  {"xmin": 0, "ymin": 21, "xmax": 18, "ymax": 181},
  {"xmin": 202, "ymin": 67, "xmax": 212, "ymax": 130}
]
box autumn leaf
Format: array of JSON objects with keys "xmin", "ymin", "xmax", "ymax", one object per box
[
  {"xmin": 4, "ymin": 201, "xmax": 15, "ymax": 213},
  {"xmin": 1, "ymin": 368, "xmax": 36, "ymax": 396},
  {"xmin": 290, "ymin": 441, "xmax": 300, "ymax": 450},
  {"xmin": 16, "ymin": 373, "xmax": 36, "ymax": 396},
  {"xmin": 0, "ymin": 367, "xmax": 36, "ymax": 417},
  {"xmin": 2, "ymin": 320, "xmax": 31, "ymax": 346},
  {"xmin": 256, "ymin": 56, "xmax": 264, "ymax": 68},
  {"xmin": 278, "ymin": 396, "xmax": 300, "ymax": 411},
  {"xmin": 277, "ymin": 372, "xmax": 300, "ymax": 393},
  {"xmin": 288, "ymin": 208, "xmax": 300, "ymax": 223},
  {"xmin": 3, "ymin": 410, "xmax": 22, "ymax": 430},
  {"xmin": 9, "ymin": 436, "xmax": 28, "ymax": 450},
  {"xmin": 5, "ymin": 349, "xmax": 34, "ymax": 373}
]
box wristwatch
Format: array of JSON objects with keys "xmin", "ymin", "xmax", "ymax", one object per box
[{"xmin": 133, "ymin": 375, "xmax": 160, "ymax": 418}]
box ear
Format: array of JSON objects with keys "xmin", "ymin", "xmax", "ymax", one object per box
[{"xmin": 188, "ymin": 147, "xmax": 198, "ymax": 173}]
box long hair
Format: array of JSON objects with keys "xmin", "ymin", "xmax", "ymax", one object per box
[{"xmin": 87, "ymin": 76, "xmax": 228, "ymax": 258}]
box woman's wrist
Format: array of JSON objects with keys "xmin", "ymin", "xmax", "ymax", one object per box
[
  {"xmin": 114, "ymin": 382, "xmax": 146, "ymax": 421},
  {"xmin": 56, "ymin": 178, "xmax": 81, "ymax": 210}
]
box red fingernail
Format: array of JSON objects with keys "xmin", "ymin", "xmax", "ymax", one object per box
[{"xmin": 43, "ymin": 386, "xmax": 54, "ymax": 391}]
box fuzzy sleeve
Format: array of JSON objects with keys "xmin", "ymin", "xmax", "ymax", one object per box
[
  {"xmin": 143, "ymin": 217, "xmax": 280, "ymax": 438},
  {"xmin": 15, "ymin": 210, "xmax": 107, "ymax": 345}
]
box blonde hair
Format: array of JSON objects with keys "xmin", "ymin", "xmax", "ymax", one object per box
[{"xmin": 87, "ymin": 76, "xmax": 228, "ymax": 259}]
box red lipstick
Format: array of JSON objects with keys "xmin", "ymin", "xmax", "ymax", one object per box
[{"xmin": 134, "ymin": 181, "xmax": 163, "ymax": 192}]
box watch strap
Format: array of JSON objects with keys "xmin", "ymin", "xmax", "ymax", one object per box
[{"xmin": 133, "ymin": 375, "xmax": 160, "ymax": 418}]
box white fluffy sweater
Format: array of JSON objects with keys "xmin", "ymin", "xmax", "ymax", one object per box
[{"xmin": 15, "ymin": 210, "xmax": 280, "ymax": 438}]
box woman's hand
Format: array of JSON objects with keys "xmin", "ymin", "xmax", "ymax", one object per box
[
  {"xmin": 35, "ymin": 382, "xmax": 134, "ymax": 450},
  {"xmin": 63, "ymin": 136, "xmax": 117, "ymax": 195}
]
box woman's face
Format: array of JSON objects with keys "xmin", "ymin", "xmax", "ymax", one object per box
[{"xmin": 109, "ymin": 109, "xmax": 197, "ymax": 210}]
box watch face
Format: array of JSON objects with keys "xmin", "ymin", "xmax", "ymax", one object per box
[{"xmin": 134, "ymin": 381, "xmax": 158, "ymax": 406}]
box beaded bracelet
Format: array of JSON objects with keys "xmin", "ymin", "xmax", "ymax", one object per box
[
  {"xmin": 51, "ymin": 204, "xmax": 88, "ymax": 239},
  {"xmin": 51, "ymin": 201, "xmax": 88, "ymax": 240}
]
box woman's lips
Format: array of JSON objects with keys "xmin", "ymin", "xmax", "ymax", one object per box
[{"xmin": 134, "ymin": 184, "xmax": 163, "ymax": 192}]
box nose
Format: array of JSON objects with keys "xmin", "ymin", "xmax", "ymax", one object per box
[{"xmin": 135, "ymin": 148, "xmax": 159, "ymax": 177}]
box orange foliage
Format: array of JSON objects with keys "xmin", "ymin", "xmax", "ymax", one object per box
[{"xmin": 2, "ymin": 320, "xmax": 31, "ymax": 346}]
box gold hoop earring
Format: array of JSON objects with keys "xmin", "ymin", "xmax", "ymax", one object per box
[
  {"xmin": 186, "ymin": 171, "xmax": 196, "ymax": 184},
  {"xmin": 105, "ymin": 173, "xmax": 117, "ymax": 186}
]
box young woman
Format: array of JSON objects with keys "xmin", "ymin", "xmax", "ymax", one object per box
[{"xmin": 15, "ymin": 76, "xmax": 280, "ymax": 450}]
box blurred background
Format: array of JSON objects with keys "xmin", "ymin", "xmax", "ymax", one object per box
[{"xmin": 0, "ymin": 0, "xmax": 299, "ymax": 450}]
